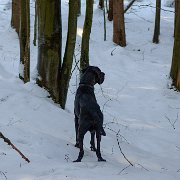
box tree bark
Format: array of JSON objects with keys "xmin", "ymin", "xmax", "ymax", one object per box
[
  {"xmin": 19, "ymin": 0, "xmax": 30, "ymax": 83},
  {"xmin": 80, "ymin": 0, "xmax": 94, "ymax": 70},
  {"xmin": 37, "ymin": 0, "xmax": 62, "ymax": 102},
  {"xmin": 170, "ymin": 0, "xmax": 180, "ymax": 90},
  {"xmin": 11, "ymin": 0, "xmax": 21, "ymax": 35},
  {"xmin": 108, "ymin": 0, "xmax": 113, "ymax": 21},
  {"xmin": 113, "ymin": 0, "xmax": 126, "ymax": 47},
  {"xmin": 59, "ymin": 0, "xmax": 78, "ymax": 109},
  {"xmin": 153, "ymin": 0, "xmax": 161, "ymax": 44},
  {"xmin": 174, "ymin": 0, "xmax": 179, "ymax": 37}
]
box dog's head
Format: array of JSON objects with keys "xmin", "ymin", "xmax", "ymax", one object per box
[{"xmin": 81, "ymin": 66, "xmax": 105, "ymax": 85}]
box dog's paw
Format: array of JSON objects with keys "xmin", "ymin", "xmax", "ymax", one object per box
[
  {"xmin": 98, "ymin": 157, "xmax": 106, "ymax": 162},
  {"xmin": 101, "ymin": 129, "xmax": 106, "ymax": 136},
  {"xmin": 73, "ymin": 159, "xmax": 81, "ymax": 162}
]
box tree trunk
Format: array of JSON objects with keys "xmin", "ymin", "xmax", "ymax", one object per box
[
  {"xmin": 59, "ymin": 0, "xmax": 78, "ymax": 109},
  {"xmin": 77, "ymin": 0, "xmax": 81, "ymax": 16},
  {"xmin": 153, "ymin": 0, "xmax": 161, "ymax": 44},
  {"xmin": 170, "ymin": 0, "xmax": 180, "ymax": 90},
  {"xmin": 113, "ymin": 0, "xmax": 126, "ymax": 47},
  {"xmin": 174, "ymin": 0, "xmax": 179, "ymax": 37},
  {"xmin": 33, "ymin": 0, "xmax": 37, "ymax": 46},
  {"xmin": 99, "ymin": 0, "xmax": 104, "ymax": 9},
  {"xmin": 108, "ymin": 0, "xmax": 113, "ymax": 21},
  {"xmin": 19, "ymin": 0, "xmax": 30, "ymax": 83},
  {"xmin": 11, "ymin": 0, "xmax": 21, "ymax": 34},
  {"xmin": 80, "ymin": 0, "xmax": 94, "ymax": 70},
  {"xmin": 37, "ymin": 0, "xmax": 62, "ymax": 102}
]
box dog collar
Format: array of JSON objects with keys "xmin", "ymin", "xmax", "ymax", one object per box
[{"xmin": 79, "ymin": 83, "xmax": 94, "ymax": 89}]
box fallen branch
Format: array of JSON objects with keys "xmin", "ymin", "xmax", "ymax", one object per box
[
  {"xmin": 124, "ymin": 0, "xmax": 137, "ymax": 13},
  {"xmin": 0, "ymin": 132, "xmax": 30, "ymax": 163},
  {"xmin": 116, "ymin": 130, "xmax": 133, "ymax": 166},
  {"xmin": 118, "ymin": 164, "xmax": 131, "ymax": 175},
  {"xmin": 0, "ymin": 171, "xmax": 7, "ymax": 180}
]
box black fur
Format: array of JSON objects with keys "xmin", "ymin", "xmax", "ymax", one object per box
[{"xmin": 73, "ymin": 66, "xmax": 106, "ymax": 162}]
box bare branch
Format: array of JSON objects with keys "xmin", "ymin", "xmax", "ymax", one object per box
[
  {"xmin": 116, "ymin": 130, "xmax": 133, "ymax": 166},
  {"xmin": 0, "ymin": 132, "xmax": 30, "ymax": 163},
  {"xmin": 118, "ymin": 165, "xmax": 131, "ymax": 175}
]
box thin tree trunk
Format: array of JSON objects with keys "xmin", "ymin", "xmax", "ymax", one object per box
[
  {"xmin": 153, "ymin": 0, "xmax": 161, "ymax": 44},
  {"xmin": 11, "ymin": 0, "xmax": 21, "ymax": 35},
  {"xmin": 37, "ymin": 0, "xmax": 62, "ymax": 102},
  {"xmin": 59, "ymin": 0, "xmax": 78, "ymax": 109},
  {"xmin": 170, "ymin": 0, "xmax": 180, "ymax": 90},
  {"xmin": 80, "ymin": 0, "xmax": 94, "ymax": 70},
  {"xmin": 113, "ymin": 0, "xmax": 126, "ymax": 47},
  {"xmin": 99, "ymin": 0, "xmax": 104, "ymax": 9},
  {"xmin": 77, "ymin": 0, "xmax": 81, "ymax": 16},
  {"xmin": 108, "ymin": 0, "xmax": 113, "ymax": 21},
  {"xmin": 33, "ymin": 0, "xmax": 37, "ymax": 46},
  {"xmin": 174, "ymin": 0, "xmax": 179, "ymax": 37},
  {"xmin": 19, "ymin": 0, "xmax": 30, "ymax": 83}
]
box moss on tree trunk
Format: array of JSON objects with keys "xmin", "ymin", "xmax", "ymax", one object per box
[
  {"xmin": 37, "ymin": 0, "xmax": 62, "ymax": 102},
  {"xmin": 59, "ymin": 0, "xmax": 78, "ymax": 109}
]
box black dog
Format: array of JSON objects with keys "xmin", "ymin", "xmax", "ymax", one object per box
[{"xmin": 74, "ymin": 66, "xmax": 106, "ymax": 162}]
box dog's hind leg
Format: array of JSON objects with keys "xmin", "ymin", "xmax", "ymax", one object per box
[
  {"xmin": 74, "ymin": 115, "xmax": 79, "ymax": 148},
  {"xmin": 73, "ymin": 131, "xmax": 85, "ymax": 162},
  {"xmin": 90, "ymin": 131, "xmax": 96, "ymax": 151},
  {"xmin": 96, "ymin": 131, "xmax": 106, "ymax": 162}
]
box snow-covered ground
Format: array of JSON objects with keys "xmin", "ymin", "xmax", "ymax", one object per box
[{"xmin": 0, "ymin": 0, "xmax": 180, "ymax": 179}]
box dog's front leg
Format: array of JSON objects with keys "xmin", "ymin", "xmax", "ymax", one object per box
[
  {"xmin": 96, "ymin": 132, "xmax": 106, "ymax": 162},
  {"xmin": 73, "ymin": 133, "xmax": 85, "ymax": 162}
]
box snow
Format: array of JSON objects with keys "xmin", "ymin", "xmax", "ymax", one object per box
[{"xmin": 0, "ymin": 0, "xmax": 180, "ymax": 179}]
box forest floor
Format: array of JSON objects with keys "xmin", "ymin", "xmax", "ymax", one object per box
[{"xmin": 0, "ymin": 0, "xmax": 180, "ymax": 179}]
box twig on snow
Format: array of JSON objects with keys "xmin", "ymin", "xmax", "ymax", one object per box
[
  {"xmin": 118, "ymin": 165, "xmax": 131, "ymax": 175},
  {"xmin": 0, "ymin": 171, "xmax": 7, "ymax": 180},
  {"xmin": 165, "ymin": 113, "xmax": 178, "ymax": 130},
  {"xmin": 136, "ymin": 163, "xmax": 149, "ymax": 171},
  {"xmin": 0, "ymin": 132, "xmax": 30, "ymax": 163},
  {"xmin": 116, "ymin": 130, "xmax": 133, "ymax": 166}
]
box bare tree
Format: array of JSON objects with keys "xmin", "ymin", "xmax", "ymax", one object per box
[
  {"xmin": 108, "ymin": 0, "xmax": 113, "ymax": 21},
  {"xmin": 37, "ymin": 0, "xmax": 62, "ymax": 102},
  {"xmin": 59, "ymin": 0, "xmax": 78, "ymax": 109},
  {"xmin": 153, "ymin": 0, "xmax": 161, "ymax": 43},
  {"xmin": 170, "ymin": 0, "xmax": 180, "ymax": 90},
  {"xmin": 174, "ymin": 0, "xmax": 179, "ymax": 37},
  {"xmin": 11, "ymin": 0, "xmax": 21, "ymax": 34},
  {"xmin": 19, "ymin": 0, "xmax": 30, "ymax": 83},
  {"xmin": 80, "ymin": 0, "xmax": 94, "ymax": 70},
  {"xmin": 113, "ymin": 0, "xmax": 126, "ymax": 47}
]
